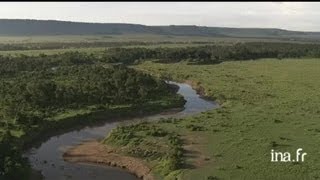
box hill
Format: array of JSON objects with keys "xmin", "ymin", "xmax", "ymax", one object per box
[{"xmin": 1, "ymin": 19, "xmax": 320, "ymax": 40}]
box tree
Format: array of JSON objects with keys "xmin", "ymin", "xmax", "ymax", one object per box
[{"xmin": 0, "ymin": 131, "xmax": 29, "ymax": 180}]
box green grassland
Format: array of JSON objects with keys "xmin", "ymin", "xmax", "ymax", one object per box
[
  {"xmin": 0, "ymin": 34, "xmax": 305, "ymax": 44},
  {"xmin": 2, "ymin": 34, "xmax": 320, "ymax": 180},
  {"xmin": 104, "ymin": 58, "xmax": 320, "ymax": 180}
]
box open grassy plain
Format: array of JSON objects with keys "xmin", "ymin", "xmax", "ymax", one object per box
[{"xmin": 104, "ymin": 58, "xmax": 320, "ymax": 180}]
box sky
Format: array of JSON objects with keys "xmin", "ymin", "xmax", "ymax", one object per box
[{"xmin": 0, "ymin": 2, "xmax": 320, "ymax": 32}]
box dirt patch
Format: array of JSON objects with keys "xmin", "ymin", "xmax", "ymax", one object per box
[
  {"xmin": 181, "ymin": 134, "xmax": 211, "ymax": 168},
  {"xmin": 63, "ymin": 140, "xmax": 154, "ymax": 180},
  {"xmin": 158, "ymin": 107, "xmax": 185, "ymax": 115}
]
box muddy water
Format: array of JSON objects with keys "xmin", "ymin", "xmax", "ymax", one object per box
[{"xmin": 24, "ymin": 81, "xmax": 218, "ymax": 180}]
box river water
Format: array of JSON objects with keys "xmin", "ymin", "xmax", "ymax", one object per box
[{"xmin": 24, "ymin": 81, "xmax": 219, "ymax": 180}]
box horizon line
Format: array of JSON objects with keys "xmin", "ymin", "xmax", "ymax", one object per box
[{"xmin": 0, "ymin": 18, "xmax": 318, "ymax": 33}]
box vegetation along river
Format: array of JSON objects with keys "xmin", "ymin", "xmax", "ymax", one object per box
[{"xmin": 24, "ymin": 81, "xmax": 219, "ymax": 180}]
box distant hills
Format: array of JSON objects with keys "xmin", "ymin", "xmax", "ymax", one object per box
[{"xmin": 1, "ymin": 19, "xmax": 320, "ymax": 40}]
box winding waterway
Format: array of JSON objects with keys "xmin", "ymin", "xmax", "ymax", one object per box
[{"xmin": 24, "ymin": 81, "xmax": 219, "ymax": 180}]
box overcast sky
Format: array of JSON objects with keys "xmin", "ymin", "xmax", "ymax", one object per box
[{"xmin": 1, "ymin": 2, "xmax": 320, "ymax": 31}]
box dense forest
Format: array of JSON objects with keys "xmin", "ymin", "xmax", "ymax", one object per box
[
  {"xmin": 0, "ymin": 65, "xmax": 171, "ymax": 120},
  {"xmin": 0, "ymin": 53, "xmax": 183, "ymax": 179},
  {"xmin": 0, "ymin": 52, "xmax": 96, "ymax": 76}
]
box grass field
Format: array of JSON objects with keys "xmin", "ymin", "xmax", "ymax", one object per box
[
  {"xmin": 104, "ymin": 58, "xmax": 320, "ymax": 180},
  {"xmin": 0, "ymin": 34, "xmax": 310, "ymax": 44},
  {"xmin": 2, "ymin": 34, "xmax": 320, "ymax": 179}
]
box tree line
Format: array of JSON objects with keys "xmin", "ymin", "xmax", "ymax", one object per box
[
  {"xmin": 0, "ymin": 52, "xmax": 95, "ymax": 76},
  {"xmin": 101, "ymin": 42, "xmax": 320, "ymax": 64},
  {"xmin": 0, "ymin": 41, "xmax": 187, "ymax": 51}
]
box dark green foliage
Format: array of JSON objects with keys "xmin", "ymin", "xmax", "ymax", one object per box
[
  {"xmin": 0, "ymin": 51, "xmax": 95, "ymax": 76},
  {"xmin": 167, "ymin": 134, "xmax": 184, "ymax": 170},
  {"xmin": 106, "ymin": 123, "xmax": 168, "ymax": 145},
  {"xmin": 0, "ymin": 52, "xmax": 183, "ymax": 179},
  {"xmin": 146, "ymin": 127, "xmax": 168, "ymax": 137},
  {"xmin": 185, "ymin": 124, "xmax": 205, "ymax": 131},
  {"xmin": 0, "ymin": 132, "xmax": 29, "ymax": 180},
  {"xmin": 101, "ymin": 42, "xmax": 320, "ymax": 65},
  {"xmin": 102, "ymin": 46, "xmax": 222, "ymax": 64},
  {"xmin": 0, "ymin": 63, "xmax": 173, "ymax": 131}
]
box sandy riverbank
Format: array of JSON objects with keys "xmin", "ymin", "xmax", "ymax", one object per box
[{"xmin": 63, "ymin": 140, "xmax": 154, "ymax": 180}]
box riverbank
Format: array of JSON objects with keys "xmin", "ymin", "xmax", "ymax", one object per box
[
  {"xmin": 63, "ymin": 140, "xmax": 154, "ymax": 180},
  {"xmin": 134, "ymin": 67, "xmax": 218, "ymax": 103},
  {"xmin": 23, "ymin": 82, "xmax": 185, "ymax": 180},
  {"xmin": 23, "ymin": 96, "xmax": 185, "ymax": 150},
  {"xmin": 183, "ymin": 80, "xmax": 218, "ymax": 103},
  {"xmin": 62, "ymin": 81, "xmax": 218, "ymax": 180}
]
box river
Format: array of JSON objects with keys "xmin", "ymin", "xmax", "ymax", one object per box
[{"xmin": 24, "ymin": 81, "xmax": 219, "ymax": 180}]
